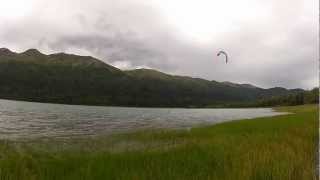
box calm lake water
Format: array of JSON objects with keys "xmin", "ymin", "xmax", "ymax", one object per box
[{"xmin": 0, "ymin": 99, "xmax": 287, "ymax": 139}]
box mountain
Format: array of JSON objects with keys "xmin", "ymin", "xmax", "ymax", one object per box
[
  {"xmin": 222, "ymin": 81, "xmax": 259, "ymax": 89},
  {"xmin": 0, "ymin": 48, "xmax": 305, "ymax": 107}
]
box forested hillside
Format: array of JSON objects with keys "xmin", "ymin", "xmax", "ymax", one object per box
[{"xmin": 0, "ymin": 48, "xmax": 315, "ymax": 107}]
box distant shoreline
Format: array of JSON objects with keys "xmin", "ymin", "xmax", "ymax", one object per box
[{"xmin": 0, "ymin": 97, "xmax": 290, "ymax": 109}]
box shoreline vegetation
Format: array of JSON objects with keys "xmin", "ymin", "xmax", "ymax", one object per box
[
  {"xmin": 0, "ymin": 86, "xmax": 317, "ymax": 109},
  {"xmin": 0, "ymin": 104, "xmax": 318, "ymax": 179}
]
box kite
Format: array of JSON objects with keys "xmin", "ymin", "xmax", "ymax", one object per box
[{"xmin": 217, "ymin": 51, "xmax": 228, "ymax": 63}]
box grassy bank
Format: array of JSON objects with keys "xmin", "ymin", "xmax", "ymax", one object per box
[{"xmin": 0, "ymin": 105, "xmax": 318, "ymax": 180}]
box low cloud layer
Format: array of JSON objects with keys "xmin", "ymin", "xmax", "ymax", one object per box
[{"xmin": 0, "ymin": 0, "xmax": 318, "ymax": 89}]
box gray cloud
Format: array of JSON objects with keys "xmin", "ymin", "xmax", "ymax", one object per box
[{"xmin": 0, "ymin": 0, "xmax": 317, "ymax": 89}]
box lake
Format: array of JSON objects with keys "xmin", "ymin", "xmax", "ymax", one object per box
[{"xmin": 0, "ymin": 99, "xmax": 287, "ymax": 139}]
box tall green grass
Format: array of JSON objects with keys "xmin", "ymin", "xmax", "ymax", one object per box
[{"xmin": 0, "ymin": 105, "xmax": 318, "ymax": 180}]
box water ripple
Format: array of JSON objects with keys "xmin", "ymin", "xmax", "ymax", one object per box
[{"xmin": 0, "ymin": 99, "xmax": 287, "ymax": 140}]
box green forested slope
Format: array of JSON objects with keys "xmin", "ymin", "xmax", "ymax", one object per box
[{"xmin": 0, "ymin": 48, "xmax": 310, "ymax": 107}]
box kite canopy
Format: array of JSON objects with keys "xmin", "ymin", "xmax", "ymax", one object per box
[{"xmin": 217, "ymin": 51, "xmax": 228, "ymax": 63}]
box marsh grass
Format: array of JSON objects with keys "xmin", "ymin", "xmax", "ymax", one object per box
[{"xmin": 0, "ymin": 105, "xmax": 318, "ymax": 179}]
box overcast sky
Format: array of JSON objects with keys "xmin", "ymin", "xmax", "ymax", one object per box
[{"xmin": 0, "ymin": 0, "xmax": 318, "ymax": 89}]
